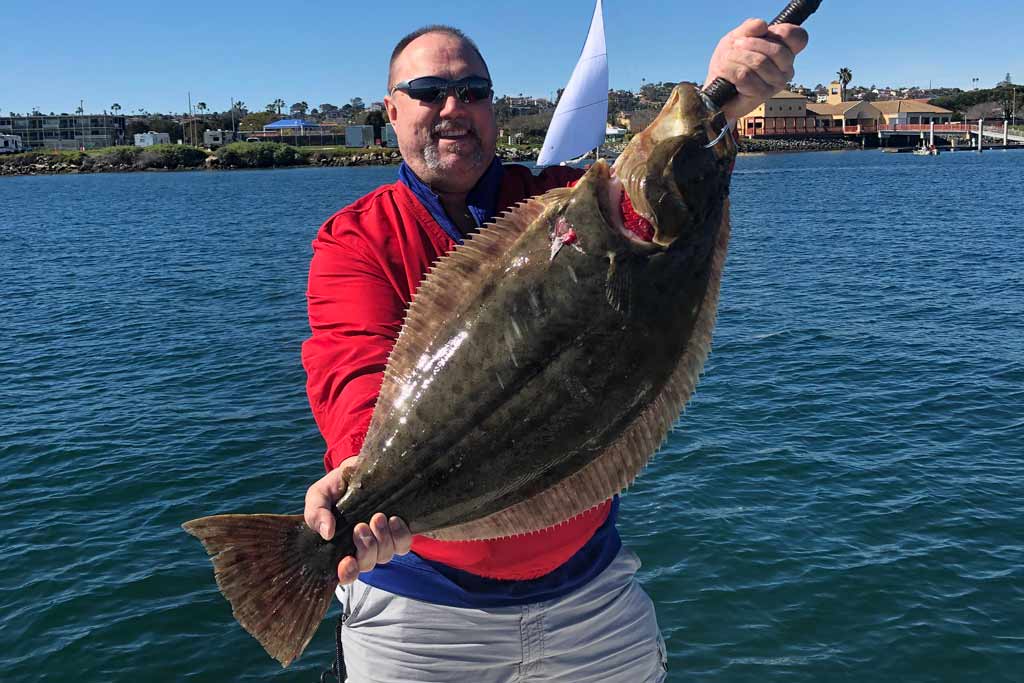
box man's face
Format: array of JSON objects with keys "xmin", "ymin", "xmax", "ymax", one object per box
[{"xmin": 385, "ymin": 32, "xmax": 498, "ymax": 194}]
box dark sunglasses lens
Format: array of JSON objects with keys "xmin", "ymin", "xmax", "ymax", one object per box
[
  {"xmin": 403, "ymin": 78, "xmax": 444, "ymax": 102},
  {"xmin": 461, "ymin": 82, "xmax": 492, "ymax": 102},
  {"xmin": 406, "ymin": 86, "xmax": 444, "ymax": 102}
]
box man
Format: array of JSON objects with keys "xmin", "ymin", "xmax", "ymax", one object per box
[{"xmin": 302, "ymin": 19, "xmax": 807, "ymax": 682}]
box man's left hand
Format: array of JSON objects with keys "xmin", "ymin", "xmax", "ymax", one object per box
[{"xmin": 705, "ymin": 18, "xmax": 810, "ymax": 122}]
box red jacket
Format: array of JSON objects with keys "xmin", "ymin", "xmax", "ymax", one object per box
[{"xmin": 302, "ymin": 164, "xmax": 613, "ymax": 580}]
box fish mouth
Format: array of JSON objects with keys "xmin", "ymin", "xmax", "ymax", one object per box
[{"xmin": 611, "ymin": 83, "xmax": 735, "ymax": 247}]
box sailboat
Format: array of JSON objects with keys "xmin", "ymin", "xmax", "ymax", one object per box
[{"xmin": 536, "ymin": 0, "xmax": 609, "ymax": 167}]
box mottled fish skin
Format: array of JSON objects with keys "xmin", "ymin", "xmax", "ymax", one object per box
[{"xmin": 335, "ymin": 82, "xmax": 737, "ymax": 538}]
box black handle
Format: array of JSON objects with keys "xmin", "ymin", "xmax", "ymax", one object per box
[{"xmin": 703, "ymin": 0, "xmax": 823, "ymax": 110}]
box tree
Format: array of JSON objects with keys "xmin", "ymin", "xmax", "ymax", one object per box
[
  {"xmin": 341, "ymin": 103, "xmax": 355, "ymax": 119},
  {"xmin": 111, "ymin": 103, "xmax": 122, "ymax": 115},
  {"xmin": 350, "ymin": 97, "xmax": 365, "ymax": 113},
  {"xmin": 240, "ymin": 111, "xmax": 280, "ymax": 131},
  {"xmin": 75, "ymin": 105, "xmax": 84, "ymax": 114},
  {"xmin": 196, "ymin": 102, "xmax": 208, "ymax": 118},
  {"xmin": 290, "ymin": 101, "xmax": 309, "ymax": 117},
  {"xmin": 273, "ymin": 98, "xmax": 286, "ymax": 115},
  {"xmin": 837, "ymin": 67, "xmax": 853, "ymax": 88},
  {"xmin": 361, "ymin": 110, "xmax": 387, "ymax": 140},
  {"xmin": 319, "ymin": 103, "xmax": 340, "ymax": 119}
]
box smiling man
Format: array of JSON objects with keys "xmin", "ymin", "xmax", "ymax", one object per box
[{"xmin": 302, "ymin": 21, "xmax": 807, "ymax": 683}]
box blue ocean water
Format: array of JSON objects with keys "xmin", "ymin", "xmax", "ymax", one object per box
[{"xmin": 0, "ymin": 151, "xmax": 1021, "ymax": 682}]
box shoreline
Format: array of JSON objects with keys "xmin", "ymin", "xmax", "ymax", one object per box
[{"xmin": 0, "ymin": 138, "xmax": 866, "ymax": 178}]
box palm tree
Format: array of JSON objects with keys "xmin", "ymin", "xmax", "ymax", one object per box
[
  {"xmin": 196, "ymin": 102, "xmax": 208, "ymax": 118},
  {"xmin": 111, "ymin": 103, "xmax": 121, "ymax": 115},
  {"xmin": 273, "ymin": 98, "xmax": 286, "ymax": 115},
  {"xmin": 837, "ymin": 68, "xmax": 853, "ymax": 88}
]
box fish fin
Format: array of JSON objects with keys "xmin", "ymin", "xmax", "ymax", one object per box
[
  {"xmin": 427, "ymin": 201, "xmax": 731, "ymax": 541},
  {"xmin": 182, "ymin": 513, "xmax": 350, "ymax": 667},
  {"xmin": 372, "ymin": 195, "xmax": 550, "ymax": 420},
  {"xmin": 605, "ymin": 253, "xmax": 634, "ymax": 315}
]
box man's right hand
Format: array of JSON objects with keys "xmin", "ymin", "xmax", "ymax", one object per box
[{"xmin": 304, "ymin": 457, "xmax": 413, "ymax": 585}]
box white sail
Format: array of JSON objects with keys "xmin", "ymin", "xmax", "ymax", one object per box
[{"xmin": 536, "ymin": 0, "xmax": 608, "ymax": 166}]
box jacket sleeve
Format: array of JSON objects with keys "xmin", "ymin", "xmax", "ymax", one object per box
[{"xmin": 301, "ymin": 212, "xmax": 406, "ymax": 472}]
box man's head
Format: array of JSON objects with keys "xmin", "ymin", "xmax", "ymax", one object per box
[{"xmin": 385, "ymin": 26, "xmax": 498, "ymax": 195}]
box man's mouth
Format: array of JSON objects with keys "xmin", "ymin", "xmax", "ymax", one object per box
[{"xmin": 433, "ymin": 123, "xmax": 474, "ymax": 142}]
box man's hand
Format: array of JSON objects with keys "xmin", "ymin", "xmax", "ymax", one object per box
[
  {"xmin": 304, "ymin": 457, "xmax": 413, "ymax": 585},
  {"xmin": 705, "ymin": 18, "xmax": 810, "ymax": 122}
]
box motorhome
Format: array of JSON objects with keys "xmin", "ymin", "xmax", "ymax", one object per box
[{"xmin": 0, "ymin": 133, "xmax": 24, "ymax": 154}]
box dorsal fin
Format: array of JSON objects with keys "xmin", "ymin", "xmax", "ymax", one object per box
[
  {"xmin": 425, "ymin": 201, "xmax": 731, "ymax": 541},
  {"xmin": 371, "ymin": 195, "xmax": 551, "ymax": 418}
]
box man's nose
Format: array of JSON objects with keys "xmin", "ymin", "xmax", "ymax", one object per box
[{"xmin": 438, "ymin": 91, "xmax": 466, "ymax": 117}]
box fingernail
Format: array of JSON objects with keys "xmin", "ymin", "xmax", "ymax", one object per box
[
  {"xmin": 319, "ymin": 523, "xmax": 329, "ymax": 539},
  {"xmin": 359, "ymin": 530, "xmax": 374, "ymax": 545}
]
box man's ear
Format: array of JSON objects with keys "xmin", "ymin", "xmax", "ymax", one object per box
[{"xmin": 384, "ymin": 96, "xmax": 398, "ymax": 124}]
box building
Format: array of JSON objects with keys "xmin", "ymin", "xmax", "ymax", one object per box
[
  {"xmin": 0, "ymin": 133, "xmax": 24, "ymax": 154},
  {"xmin": 0, "ymin": 114, "xmax": 126, "ymax": 150},
  {"xmin": 873, "ymin": 100, "xmax": 953, "ymax": 126},
  {"xmin": 738, "ymin": 90, "xmax": 823, "ymax": 136},
  {"xmin": 134, "ymin": 131, "xmax": 171, "ymax": 147},
  {"xmin": 345, "ymin": 125, "xmax": 375, "ymax": 148},
  {"xmin": 806, "ymin": 100, "xmax": 883, "ymax": 134},
  {"xmin": 203, "ymin": 129, "xmax": 237, "ymax": 148},
  {"xmin": 605, "ymin": 125, "xmax": 627, "ymax": 140},
  {"xmin": 382, "ymin": 123, "xmax": 398, "ymax": 148}
]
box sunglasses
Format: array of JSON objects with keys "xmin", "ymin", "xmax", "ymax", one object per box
[{"xmin": 391, "ymin": 76, "xmax": 493, "ymax": 104}]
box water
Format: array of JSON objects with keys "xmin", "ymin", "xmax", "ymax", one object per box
[{"xmin": 1, "ymin": 152, "xmax": 1021, "ymax": 682}]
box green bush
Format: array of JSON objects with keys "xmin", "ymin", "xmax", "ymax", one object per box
[
  {"xmin": 135, "ymin": 144, "xmax": 208, "ymax": 169},
  {"xmin": 91, "ymin": 146, "xmax": 142, "ymax": 165},
  {"xmin": 214, "ymin": 141, "xmax": 306, "ymax": 168}
]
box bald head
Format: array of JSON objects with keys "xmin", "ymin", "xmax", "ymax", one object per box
[{"xmin": 387, "ymin": 25, "xmax": 490, "ymax": 92}]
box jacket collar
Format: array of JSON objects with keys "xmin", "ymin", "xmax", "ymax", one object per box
[{"xmin": 397, "ymin": 157, "xmax": 504, "ymax": 245}]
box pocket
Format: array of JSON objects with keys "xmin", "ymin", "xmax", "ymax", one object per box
[
  {"xmin": 655, "ymin": 631, "xmax": 668, "ymax": 673},
  {"xmin": 342, "ymin": 581, "xmax": 376, "ymax": 627}
]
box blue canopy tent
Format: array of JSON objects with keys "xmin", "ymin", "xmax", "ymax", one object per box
[
  {"xmin": 261, "ymin": 118, "xmax": 333, "ymax": 145},
  {"xmin": 262, "ymin": 118, "xmax": 324, "ymax": 132}
]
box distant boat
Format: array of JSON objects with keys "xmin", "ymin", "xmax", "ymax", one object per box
[{"xmin": 537, "ymin": 0, "xmax": 608, "ymax": 167}]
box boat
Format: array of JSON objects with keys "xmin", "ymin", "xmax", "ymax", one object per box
[
  {"xmin": 913, "ymin": 144, "xmax": 940, "ymax": 156},
  {"xmin": 537, "ymin": 0, "xmax": 608, "ymax": 166}
]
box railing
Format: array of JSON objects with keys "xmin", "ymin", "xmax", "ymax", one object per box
[
  {"xmin": 843, "ymin": 124, "xmax": 878, "ymax": 134},
  {"xmin": 882, "ymin": 123, "xmax": 972, "ymax": 133}
]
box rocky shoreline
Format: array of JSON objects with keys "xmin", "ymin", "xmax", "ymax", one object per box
[
  {"xmin": 0, "ymin": 138, "xmax": 860, "ymax": 177},
  {"xmin": 737, "ymin": 136, "xmax": 863, "ymax": 153}
]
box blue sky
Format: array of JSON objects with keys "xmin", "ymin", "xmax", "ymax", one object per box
[{"xmin": 3, "ymin": 0, "xmax": 1021, "ymax": 115}]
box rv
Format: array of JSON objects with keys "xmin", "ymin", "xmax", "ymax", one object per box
[{"xmin": 0, "ymin": 133, "xmax": 24, "ymax": 154}]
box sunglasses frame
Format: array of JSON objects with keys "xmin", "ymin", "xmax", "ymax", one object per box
[{"xmin": 391, "ymin": 76, "xmax": 494, "ymax": 104}]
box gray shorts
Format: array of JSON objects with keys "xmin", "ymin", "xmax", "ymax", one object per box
[{"xmin": 336, "ymin": 546, "xmax": 668, "ymax": 683}]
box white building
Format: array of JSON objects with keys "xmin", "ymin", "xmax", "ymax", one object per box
[
  {"xmin": 0, "ymin": 133, "xmax": 24, "ymax": 154},
  {"xmin": 605, "ymin": 125, "xmax": 627, "ymax": 140},
  {"xmin": 134, "ymin": 131, "xmax": 171, "ymax": 147},
  {"xmin": 382, "ymin": 123, "xmax": 398, "ymax": 148},
  {"xmin": 203, "ymin": 129, "xmax": 237, "ymax": 148},
  {"xmin": 345, "ymin": 125, "xmax": 375, "ymax": 148}
]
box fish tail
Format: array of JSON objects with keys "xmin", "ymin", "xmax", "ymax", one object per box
[{"xmin": 182, "ymin": 512, "xmax": 354, "ymax": 667}]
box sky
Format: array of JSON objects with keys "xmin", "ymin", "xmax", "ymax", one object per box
[{"xmin": 2, "ymin": 0, "xmax": 1021, "ymax": 116}]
